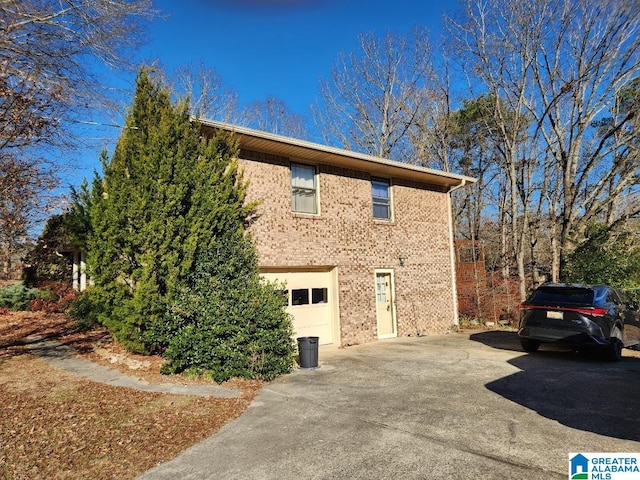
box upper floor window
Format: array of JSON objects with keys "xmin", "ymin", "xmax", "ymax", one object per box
[
  {"xmin": 372, "ymin": 178, "xmax": 391, "ymax": 220},
  {"xmin": 291, "ymin": 163, "xmax": 318, "ymax": 214}
]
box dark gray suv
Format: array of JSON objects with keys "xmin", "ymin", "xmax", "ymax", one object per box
[{"xmin": 517, "ymin": 283, "xmax": 640, "ymax": 361}]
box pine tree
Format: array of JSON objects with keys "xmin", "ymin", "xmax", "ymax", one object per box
[{"xmin": 87, "ymin": 68, "xmax": 254, "ymax": 352}]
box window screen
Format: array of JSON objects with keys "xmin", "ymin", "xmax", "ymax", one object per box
[
  {"xmin": 291, "ymin": 163, "xmax": 317, "ymax": 214},
  {"xmin": 372, "ymin": 178, "xmax": 391, "ymax": 220}
]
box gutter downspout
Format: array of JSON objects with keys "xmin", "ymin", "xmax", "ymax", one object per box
[{"xmin": 446, "ymin": 179, "xmax": 467, "ymax": 328}]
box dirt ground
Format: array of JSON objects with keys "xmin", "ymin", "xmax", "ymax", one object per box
[{"xmin": 0, "ymin": 311, "xmax": 262, "ymax": 480}]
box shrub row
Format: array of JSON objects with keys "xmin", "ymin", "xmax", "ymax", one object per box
[{"xmin": 0, "ymin": 281, "xmax": 76, "ymax": 313}]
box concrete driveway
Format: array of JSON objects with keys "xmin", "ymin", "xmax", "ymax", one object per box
[{"xmin": 139, "ymin": 330, "xmax": 640, "ymax": 479}]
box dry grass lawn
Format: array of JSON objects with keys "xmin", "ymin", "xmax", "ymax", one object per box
[{"xmin": 0, "ymin": 311, "xmax": 262, "ymax": 480}]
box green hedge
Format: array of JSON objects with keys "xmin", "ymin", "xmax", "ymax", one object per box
[{"xmin": 148, "ymin": 234, "xmax": 296, "ymax": 382}]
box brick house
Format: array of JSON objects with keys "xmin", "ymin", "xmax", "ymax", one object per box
[{"xmin": 201, "ymin": 120, "xmax": 475, "ymax": 347}]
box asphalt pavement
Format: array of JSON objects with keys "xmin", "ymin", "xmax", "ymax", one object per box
[{"xmin": 137, "ymin": 330, "xmax": 640, "ymax": 479}]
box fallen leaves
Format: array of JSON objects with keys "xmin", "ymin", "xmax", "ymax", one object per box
[{"xmin": 0, "ymin": 312, "xmax": 262, "ymax": 480}]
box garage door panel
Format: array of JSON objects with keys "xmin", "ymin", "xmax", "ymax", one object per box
[
  {"xmin": 289, "ymin": 304, "xmax": 331, "ymax": 341},
  {"xmin": 261, "ymin": 270, "xmax": 334, "ymax": 345}
]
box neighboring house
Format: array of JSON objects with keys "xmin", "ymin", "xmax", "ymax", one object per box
[{"xmin": 201, "ymin": 120, "xmax": 476, "ymax": 347}]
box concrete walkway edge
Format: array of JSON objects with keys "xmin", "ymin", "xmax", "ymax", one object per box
[{"xmin": 25, "ymin": 335, "xmax": 241, "ymax": 398}]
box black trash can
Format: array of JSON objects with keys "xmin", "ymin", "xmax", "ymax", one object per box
[{"xmin": 297, "ymin": 336, "xmax": 319, "ymax": 368}]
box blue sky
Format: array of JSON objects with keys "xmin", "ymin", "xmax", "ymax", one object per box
[
  {"xmin": 65, "ymin": 0, "xmax": 458, "ymax": 188},
  {"xmin": 143, "ymin": 0, "xmax": 454, "ymax": 113}
]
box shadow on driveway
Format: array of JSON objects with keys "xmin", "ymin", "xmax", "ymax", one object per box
[{"xmin": 471, "ymin": 330, "xmax": 640, "ymax": 442}]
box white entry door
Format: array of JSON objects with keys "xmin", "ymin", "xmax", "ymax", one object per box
[{"xmin": 375, "ymin": 270, "xmax": 396, "ymax": 338}]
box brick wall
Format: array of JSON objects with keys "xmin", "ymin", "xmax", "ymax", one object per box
[{"xmin": 239, "ymin": 149, "xmax": 456, "ymax": 346}]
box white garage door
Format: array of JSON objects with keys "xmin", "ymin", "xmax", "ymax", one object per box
[{"xmin": 261, "ymin": 270, "xmax": 335, "ymax": 345}]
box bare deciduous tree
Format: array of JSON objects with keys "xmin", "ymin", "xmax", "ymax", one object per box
[
  {"xmin": 239, "ymin": 96, "xmax": 308, "ymax": 139},
  {"xmin": 312, "ymin": 27, "xmax": 434, "ymax": 163},
  {"xmin": 0, "ymin": 0, "xmax": 155, "ymax": 277},
  {"xmin": 135, "ymin": 62, "xmax": 241, "ymax": 127},
  {"xmin": 172, "ymin": 63, "xmax": 240, "ymax": 122},
  {"xmin": 0, "ymin": 0, "xmax": 155, "ymax": 150},
  {"xmin": 408, "ymin": 53, "xmax": 457, "ymax": 171},
  {"xmin": 448, "ymin": 0, "xmax": 536, "ymax": 299},
  {"xmin": 0, "ymin": 153, "xmax": 57, "ymax": 277},
  {"xmin": 448, "ymin": 0, "xmax": 640, "ymax": 294},
  {"xmin": 163, "ymin": 65, "xmax": 305, "ymax": 138}
]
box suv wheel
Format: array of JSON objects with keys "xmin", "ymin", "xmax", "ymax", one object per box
[
  {"xmin": 520, "ymin": 338, "xmax": 540, "ymax": 352},
  {"xmin": 607, "ymin": 338, "xmax": 623, "ymax": 362}
]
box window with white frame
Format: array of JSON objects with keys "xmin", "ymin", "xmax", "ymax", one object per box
[
  {"xmin": 291, "ymin": 163, "xmax": 318, "ymax": 214},
  {"xmin": 372, "ymin": 178, "xmax": 391, "ymax": 220}
]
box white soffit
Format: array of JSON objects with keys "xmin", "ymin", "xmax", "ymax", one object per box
[{"xmin": 199, "ymin": 119, "xmax": 476, "ymax": 189}]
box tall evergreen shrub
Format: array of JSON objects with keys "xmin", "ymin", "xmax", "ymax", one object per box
[{"xmin": 87, "ymin": 68, "xmax": 256, "ymax": 353}]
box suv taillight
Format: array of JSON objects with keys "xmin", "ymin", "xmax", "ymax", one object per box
[{"xmin": 518, "ymin": 304, "xmax": 608, "ymax": 316}]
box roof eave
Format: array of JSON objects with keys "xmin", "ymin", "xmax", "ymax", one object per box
[{"xmin": 198, "ymin": 119, "xmax": 476, "ymax": 189}]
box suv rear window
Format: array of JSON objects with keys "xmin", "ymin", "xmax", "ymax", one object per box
[{"xmin": 528, "ymin": 287, "xmax": 594, "ymax": 306}]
